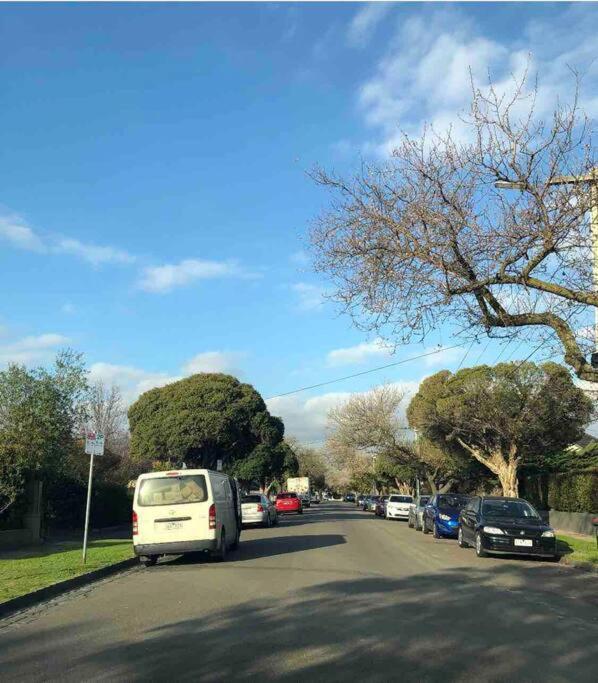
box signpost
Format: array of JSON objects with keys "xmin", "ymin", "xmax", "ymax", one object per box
[{"xmin": 82, "ymin": 431, "xmax": 105, "ymax": 563}]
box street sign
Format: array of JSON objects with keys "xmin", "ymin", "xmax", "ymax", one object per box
[{"xmin": 85, "ymin": 431, "xmax": 105, "ymax": 456}]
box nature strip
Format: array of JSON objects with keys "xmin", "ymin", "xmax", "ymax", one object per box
[{"xmin": 0, "ymin": 557, "xmax": 139, "ymax": 621}]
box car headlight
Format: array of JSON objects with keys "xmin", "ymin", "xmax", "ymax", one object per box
[
  {"xmin": 541, "ymin": 530, "xmax": 555, "ymax": 538},
  {"xmin": 439, "ymin": 514, "xmax": 451, "ymax": 521},
  {"xmin": 482, "ymin": 526, "xmax": 504, "ymax": 535}
]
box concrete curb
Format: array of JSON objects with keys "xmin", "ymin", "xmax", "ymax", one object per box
[{"xmin": 0, "ymin": 556, "xmax": 139, "ymax": 621}]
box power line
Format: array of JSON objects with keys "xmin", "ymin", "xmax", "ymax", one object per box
[
  {"xmin": 456, "ymin": 338, "xmax": 477, "ymax": 371},
  {"xmin": 472, "ymin": 338, "xmax": 491, "ymax": 365},
  {"xmin": 265, "ymin": 343, "xmax": 467, "ymax": 401}
]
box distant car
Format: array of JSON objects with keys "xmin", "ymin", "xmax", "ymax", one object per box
[
  {"xmin": 299, "ymin": 494, "xmax": 311, "ymax": 508},
  {"xmin": 408, "ymin": 495, "xmax": 430, "ymax": 530},
  {"xmin": 385, "ymin": 494, "xmax": 413, "ymax": 520},
  {"xmin": 242, "ymin": 494, "xmax": 278, "ymax": 528},
  {"xmin": 344, "ymin": 494, "xmax": 356, "ymax": 503},
  {"xmin": 422, "ymin": 493, "xmax": 472, "ymax": 538},
  {"xmin": 458, "ymin": 496, "xmax": 559, "ymax": 560},
  {"xmin": 275, "ymin": 492, "xmax": 303, "ymax": 515},
  {"xmin": 375, "ymin": 496, "xmax": 389, "ymax": 517},
  {"xmin": 312, "ymin": 494, "xmax": 320, "ymax": 504},
  {"xmin": 365, "ymin": 495, "xmax": 380, "ymax": 512},
  {"xmin": 356, "ymin": 495, "xmax": 365, "ymax": 507}
]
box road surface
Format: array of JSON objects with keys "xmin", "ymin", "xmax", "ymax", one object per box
[{"xmin": 1, "ymin": 502, "xmax": 597, "ymax": 682}]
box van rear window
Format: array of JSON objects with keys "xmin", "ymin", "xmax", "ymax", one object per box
[{"xmin": 138, "ymin": 475, "xmax": 208, "ymax": 507}]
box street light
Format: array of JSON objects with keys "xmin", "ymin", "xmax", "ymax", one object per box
[{"xmin": 495, "ymin": 169, "xmax": 598, "ymax": 366}]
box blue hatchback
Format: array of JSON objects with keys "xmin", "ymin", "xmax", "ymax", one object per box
[{"xmin": 422, "ymin": 493, "xmax": 472, "ymax": 538}]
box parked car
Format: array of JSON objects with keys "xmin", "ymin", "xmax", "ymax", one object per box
[
  {"xmin": 356, "ymin": 495, "xmax": 365, "ymax": 507},
  {"xmin": 458, "ymin": 496, "xmax": 559, "ymax": 559},
  {"xmin": 311, "ymin": 494, "xmax": 321, "ymax": 504},
  {"xmin": 408, "ymin": 495, "xmax": 430, "ymax": 530},
  {"xmin": 344, "ymin": 493, "xmax": 356, "ymax": 503},
  {"xmin": 275, "ymin": 491, "xmax": 303, "ymax": 515},
  {"xmin": 132, "ymin": 468, "xmax": 241, "ymax": 566},
  {"xmin": 299, "ymin": 493, "xmax": 311, "ymax": 508},
  {"xmin": 241, "ymin": 493, "xmax": 278, "ymax": 528},
  {"xmin": 422, "ymin": 493, "xmax": 472, "ymax": 538},
  {"xmin": 375, "ymin": 496, "xmax": 389, "ymax": 517},
  {"xmin": 385, "ymin": 494, "xmax": 414, "ymax": 520}
]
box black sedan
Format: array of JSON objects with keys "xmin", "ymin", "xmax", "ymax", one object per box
[{"xmin": 458, "ymin": 496, "xmax": 558, "ymax": 560}]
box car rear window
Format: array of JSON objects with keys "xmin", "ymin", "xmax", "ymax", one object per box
[
  {"xmin": 389, "ymin": 495, "xmax": 413, "ymax": 503},
  {"xmin": 277, "ymin": 492, "xmax": 297, "ymax": 499},
  {"xmin": 242, "ymin": 495, "xmax": 262, "ymax": 504},
  {"xmin": 138, "ymin": 475, "xmax": 208, "ymax": 507},
  {"xmin": 437, "ymin": 494, "xmax": 471, "ymax": 509}
]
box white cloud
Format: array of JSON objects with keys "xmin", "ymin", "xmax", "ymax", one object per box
[
  {"xmin": 139, "ymin": 258, "xmax": 256, "ymax": 293},
  {"xmin": 88, "ymin": 362, "xmax": 181, "ymax": 405},
  {"xmin": 347, "ymin": 2, "xmax": 392, "ymax": 47},
  {"xmin": 422, "ymin": 345, "xmax": 463, "ymax": 368},
  {"xmin": 292, "ymin": 282, "xmax": 327, "ymax": 311},
  {"xmin": 0, "ymin": 333, "xmax": 71, "ymax": 366},
  {"xmin": 182, "ymin": 351, "xmax": 245, "ymax": 376},
  {"xmin": 356, "ymin": 7, "xmax": 598, "ymax": 155},
  {"xmin": 267, "ymin": 380, "xmax": 421, "ymax": 444},
  {"xmin": 55, "ymin": 238, "xmax": 135, "ymax": 266},
  {"xmin": 0, "ymin": 214, "xmax": 45, "ymax": 252},
  {"xmin": 326, "ymin": 338, "xmax": 393, "ymax": 366}
]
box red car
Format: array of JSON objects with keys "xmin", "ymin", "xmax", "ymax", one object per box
[{"xmin": 275, "ymin": 492, "xmax": 303, "ymax": 515}]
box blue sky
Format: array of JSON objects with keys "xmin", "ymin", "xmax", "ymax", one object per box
[{"xmin": 1, "ymin": 2, "xmax": 597, "ymax": 442}]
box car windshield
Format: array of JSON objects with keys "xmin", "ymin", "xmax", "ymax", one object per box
[
  {"xmin": 277, "ymin": 493, "xmax": 297, "ymax": 499},
  {"xmin": 482, "ymin": 500, "xmax": 540, "ymax": 519},
  {"xmin": 138, "ymin": 475, "xmax": 208, "ymax": 507},
  {"xmin": 389, "ymin": 495, "xmax": 413, "ymax": 503},
  {"xmin": 437, "ymin": 494, "xmax": 470, "ymax": 509},
  {"xmin": 242, "ymin": 495, "xmax": 262, "ymax": 504}
]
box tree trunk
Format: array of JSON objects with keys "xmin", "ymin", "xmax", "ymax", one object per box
[
  {"xmin": 425, "ymin": 473, "xmax": 438, "ymax": 495},
  {"xmin": 495, "ymin": 459, "xmax": 519, "ymax": 497},
  {"xmin": 456, "ymin": 438, "xmax": 519, "ymax": 497},
  {"xmin": 438, "ymin": 479, "xmax": 455, "ymax": 493}
]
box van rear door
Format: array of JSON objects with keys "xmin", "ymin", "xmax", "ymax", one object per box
[{"xmin": 135, "ymin": 473, "xmax": 212, "ymax": 545}]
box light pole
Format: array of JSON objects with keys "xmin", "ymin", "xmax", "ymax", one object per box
[{"xmin": 495, "ymin": 169, "xmax": 598, "ymax": 363}]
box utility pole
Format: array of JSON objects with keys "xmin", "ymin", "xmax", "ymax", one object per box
[{"xmin": 496, "ymin": 168, "xmax": 598, "ymax": 361}]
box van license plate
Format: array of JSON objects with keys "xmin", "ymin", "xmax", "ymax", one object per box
[
  {"xmin": 165, "ymin": 521, "xmax": 183, "ymax": 531},
  {"xmin": 514, "ymin": 539, "xmax": 532, "ymax": 547}
]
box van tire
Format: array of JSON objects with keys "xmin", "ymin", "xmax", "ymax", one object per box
[
  {"xmin": 143, "ymin": 555, "xmax": 158, "ymax": 567},
  {"xmin": 230, "ymin": 527, "xmax": 240, "ymax": 551},
  {"xmin": 213, "ymin": 530, "xmax": 227, "ymax": 562}
]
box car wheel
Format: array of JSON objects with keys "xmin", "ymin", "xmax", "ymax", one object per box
[
  {"xmin": 408, "ymin": 515, "xmax": 414, "ymax": 529},
  {"xmin": 458, "ymin": 527, "xmax": 469, "ymax": 548},
  {"xmin": 142, "ymin": 555, "xmax": 158, "ymax": 567},
  {"xmin": 264, "ymin": 514, "xmax": 272, "ymax": 528},
  {"xmin": 298, "ymin": 509, "xmax": 303, "ymax": 515},
  {"xmin": 414, "ymin": 516, "xmax": 421, "ymax": 531},
  {"xmin": 273, "ymin": 513, "xmax": 279, "ymax": 526},
  {"xmin": 422, "ymin": 518, "xmax": 430, "ymax": 534},
  {"xmin": 433, "ymin": 522, "xmax": 442, "ymax": 539},
  {"xmin": 475, "ymin": 532, "xmax": 487, "ymax": 558}
]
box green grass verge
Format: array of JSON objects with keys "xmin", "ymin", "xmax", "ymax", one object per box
[
  {"xmin": 0, "ymin": 539, "xmax": 134, "ymax": 603},
  {"xmin": 557, "ymin": 534, "xmax": 598, "ymax": 569}
]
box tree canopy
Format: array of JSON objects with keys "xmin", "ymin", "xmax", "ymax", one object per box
[
  {"xmin": 128, "ymin": 373, "xmax": 286, "ymax": 473},
  {"xmin": 310, "ymin": 73, "xmax": 598, "ymax": 383},
  {"xmin": 407, "ymin": 361, "xmax": 593, "ymax": 495}
]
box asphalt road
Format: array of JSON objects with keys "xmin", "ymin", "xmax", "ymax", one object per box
[{"xmin": 1, "ymin": 502, "xmax": 597, "ymax": 682}]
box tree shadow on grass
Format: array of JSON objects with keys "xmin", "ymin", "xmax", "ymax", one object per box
[{"xmin": 1, "ymin": 563, "xmax": 597, "ymax": 681}]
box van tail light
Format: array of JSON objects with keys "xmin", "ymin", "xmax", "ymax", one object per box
[
  {"xmin": 132, "ymin": 510, "xmax": 138, "ymax": 535},
  {"xmin": 209, "ymin": 503, "xmax": 216, "ymax": 529},
  {"xmin": 257, "ymin": 504, "xmax": 264, "ymax": 512}
]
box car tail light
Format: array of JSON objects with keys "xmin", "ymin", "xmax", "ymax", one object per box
[
  {"xmin": 257, "ymin": 504, "xmax": 264, "ymax": 512},
  {"xmin": 209, "ymin": 503, "xmax": 216, "ymax": 529},
  {"xmin": 132, "ymin": 510, "xmax": 138, "ymax": 535}
]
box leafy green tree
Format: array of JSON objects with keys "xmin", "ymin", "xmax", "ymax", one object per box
[
  {"xmin": 407, "ymin": 362, "xmax": 593, "ymax": 496},
  {"xmin": 231, "ymin": 441, "xmax": 298, "ymax": 493},
  {"xmin": 0, "ymin": 350, "xmax": 88, "ymax": 515},
  {"xmin": 128, "ymin": 373, "xmax": 286, "ymax": 473}
]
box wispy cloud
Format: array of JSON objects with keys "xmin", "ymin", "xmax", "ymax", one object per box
[
  {"xmin": 54, "ymin": 238, "xmax": 135, "ymax": 266},
  {"xmin": 0, "ymin": 333, "xmax": 71, "ymax": 366},
  {"xmin": 347, "ymin": 2, "xmax": 392, "ymax": 47},
  {"xmin": 326, "ymin": 338, "xmax": 393, "ymax": 367},
  {"xmin": 182, "ymin": 351, "xmax": 245, "ymax": 376},
  {"xmin": 0, "ymin": 214, "xmax": 45, "ymax": 252},
  {"xmin": 292, "ymin": 282, "xmax": 327, "ymax": 311},
  {"xmin": 138, "ymin": 258, "xmax": 257, "ymax": 293}
]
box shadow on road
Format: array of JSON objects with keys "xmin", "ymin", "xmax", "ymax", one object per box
[{"xmin": 2, "ymin": 563, "xmax": 596, "ymax": 681}]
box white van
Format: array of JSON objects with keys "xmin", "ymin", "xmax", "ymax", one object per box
[{"xmin": 132, "ymin": 468, "xmax": 242, "ymax": 566}]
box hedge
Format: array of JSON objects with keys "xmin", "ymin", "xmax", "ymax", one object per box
[{"xmin": 521, "ymin": 471, "xmax": 597, "ymax": 513}]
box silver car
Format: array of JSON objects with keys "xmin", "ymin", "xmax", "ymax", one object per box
[
  {"xmin": 408, "ymin": 495, "xmax": 430, "ymax": 530},
  {"xmin": 241, "ymin": 493, "xmax": 278, "ymax": 528}
]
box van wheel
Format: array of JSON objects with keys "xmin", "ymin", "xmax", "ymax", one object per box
[
  {"xmin": 143, "ymin": 555, "xmax": 158, "ymax": 567},
  {"xmin": 230, "ymin": 527, "xmax": 240, "ymax": 551},
  {"xmin": 213, "ymin": 530, "xmax": 227, "ymax": 562}
]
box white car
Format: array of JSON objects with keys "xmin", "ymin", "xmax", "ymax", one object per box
[
  {"xmin": 133, "ymin": 468, "xmax": 241, "ymax": 566},
  {"xmin": 241, "ymin": 493, "xmax": 278, "ymax": 528},
  {"xmin": 386, "ymin": 494, "xmax": 414, "ymax": 520}
]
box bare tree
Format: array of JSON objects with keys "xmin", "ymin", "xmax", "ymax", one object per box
[
  {"xmin": 311, "ymin": 72, "xmax": 598, "ymax": 382},
  {"xmin": 83, "ymin": 382, "xmax": 128, "ymax": 453}
]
